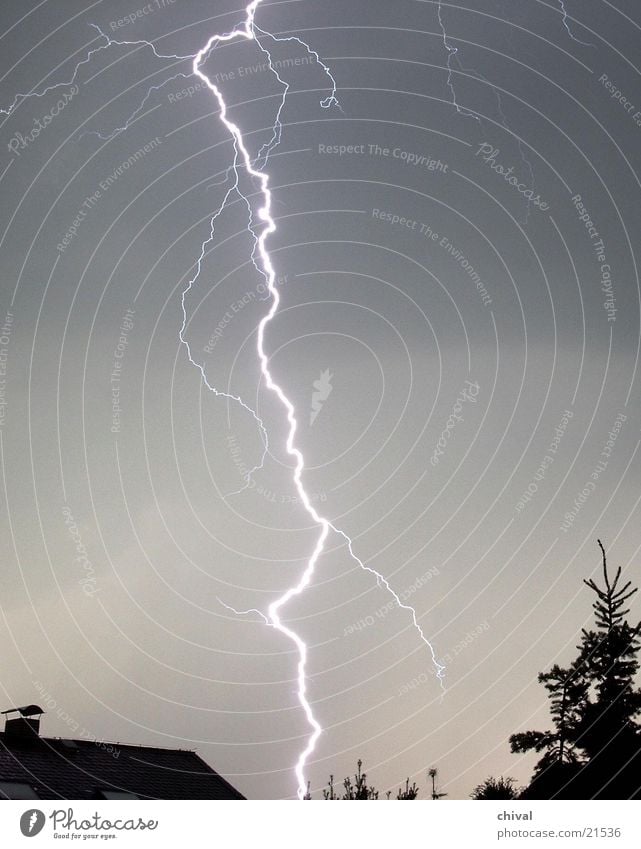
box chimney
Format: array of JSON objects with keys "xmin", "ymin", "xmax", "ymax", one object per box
[
  {"xmin": 4, "ymin": 717, "xmax": 41, "ymax": 739},
  {"xmin": 1, "ymin": 705, "xmax": 44, "ymax": 741}
]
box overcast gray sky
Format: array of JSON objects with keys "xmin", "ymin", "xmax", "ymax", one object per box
[{"xmin": 0, "ymin": 0, "xmax": 640, "ymax": 800}]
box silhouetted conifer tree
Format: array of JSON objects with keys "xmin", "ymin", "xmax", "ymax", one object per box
[{"xmin": 511, "ymin": 541, "xmax": 641, "ymax": 798}]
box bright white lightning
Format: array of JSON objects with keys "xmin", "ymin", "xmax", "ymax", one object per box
[
  {"xmin": 1, "ymin": 1, "xmax": 446, "ymax": 799},
  {"xmin": 192, "ymin": 1, "xmax": 444, "ymax": 797},
  {"xmin": 189, "ymin": 6, "xmax": 331, "ymax": 798}
]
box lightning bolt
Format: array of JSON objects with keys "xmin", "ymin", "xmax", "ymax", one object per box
[
  {"xmin": 28, "ymin": 812, "xmax": 37, "ymax": 833},
  {"xmin": 1, "ymin": 0, "xmax": 445, "ymax": 799},
  {"xmin": 193, "ymin": 4, "xmax": 444, "ymax": 798}
]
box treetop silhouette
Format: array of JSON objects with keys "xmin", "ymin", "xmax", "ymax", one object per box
[{"xmin": 510, "ymin": 540, "xmax": 641, "ymax": 799}]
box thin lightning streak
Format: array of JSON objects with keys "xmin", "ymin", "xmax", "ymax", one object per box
[
  {"xmin": 436, "ymin": 0, "xmax": 479, "ymax": 121},
  {"xmin": 493, "ymin": 90, "xmax": 536, "ymax": 224},
  {"xmin": 330, "ymin": 525, "xmax": 446, "ymax": 687},
  {"xmin": 218, "ymin": 598, "xmax": 272, "ymax": 627},
  {"xmin": 252, "ymin": 23, "xmax": 341, "ymax": 112},
  {"xmin": 0, "ymin": 33, "xmax": 109, "ymax": 117},
  {"xmin": 2, "ymin": 1, "xmax": 445, "ymax": 799},
  {"xmin": 556, "ymin": 0, "xmax": 593, "ymax": 46},
  {"xmin": 178, "ymin": 171, "xmax": 271, "ymax": 494},
  {"xmin": 435, "ymin": 0, "xmax": 591, "ymax": 225},
  {"xmin": 86, "ymin": 21, "xmax": 195, "ymax": 61},
  {"xmin": 450, "ymin": 55, "xmax": 536, "ymax": 223},
  {"xmin": 434, "ymin": 1, "xmax": 590, "ymax": 130},
  {"xmin": 1, "ymin": 24, "xmax": 194, "ymax": 121},
  {"xmin": 436, "ymin": 2, "xmax": 536, "ymax": 222},
  {"xmin": 82, "ymin": 24, "xmax": 195, "ymax": 140},
  {"xmin": 251, "ymin": 28, "xmax": 292, "ymax": 169},
  {"xmin": 85, "ymin": 70, "xmax": 192, "ymax": 140}
]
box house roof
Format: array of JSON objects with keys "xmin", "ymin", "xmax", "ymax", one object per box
[{"xmin": 0, "ymin": 730, "xmax": 245, "ymax": 800}]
